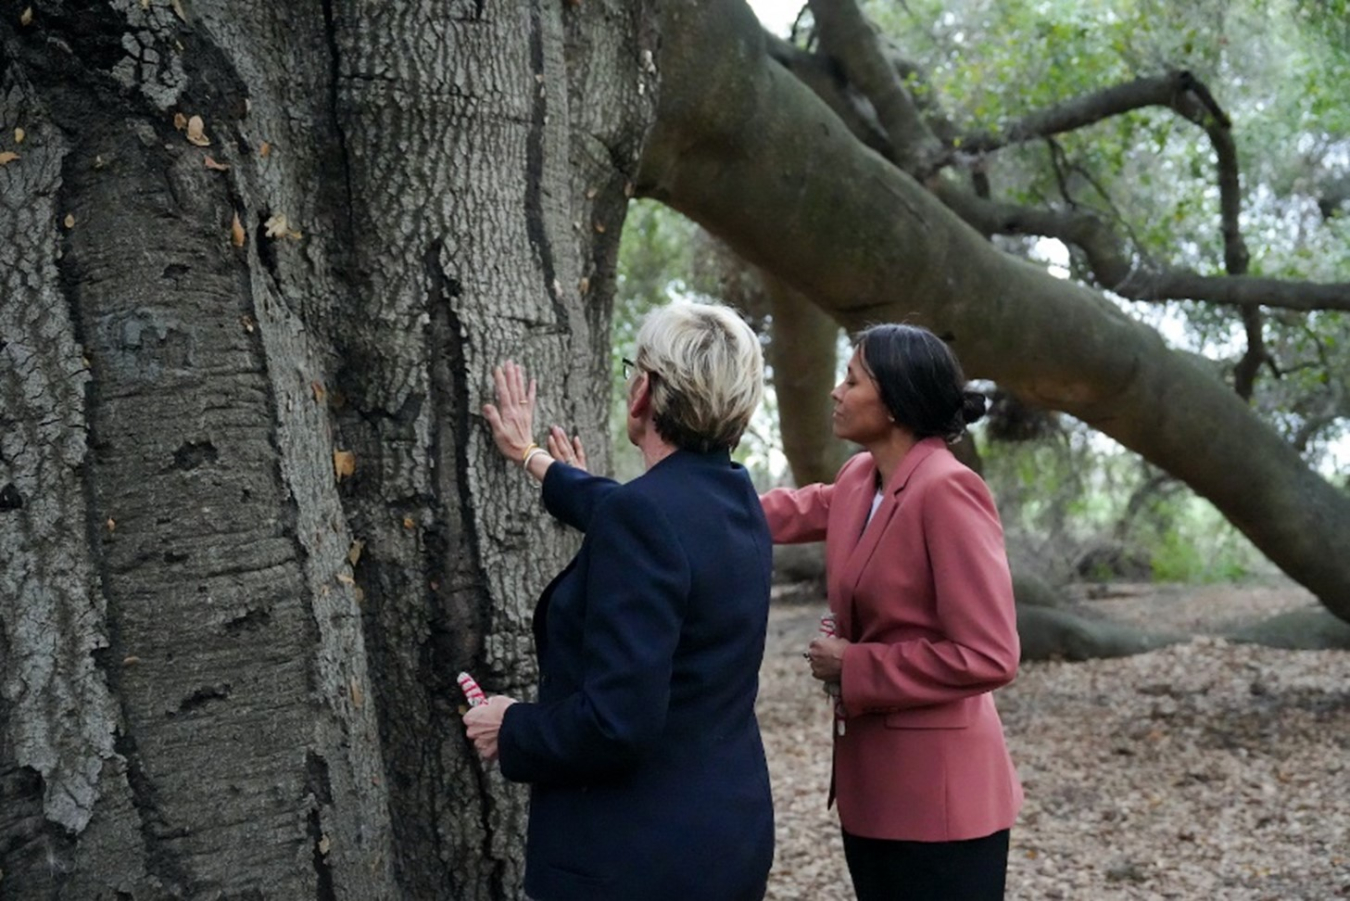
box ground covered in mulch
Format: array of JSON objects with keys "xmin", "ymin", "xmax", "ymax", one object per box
[{"xmin": 757, "ymin": 582, "xmax": 1350, "ymax": 900}]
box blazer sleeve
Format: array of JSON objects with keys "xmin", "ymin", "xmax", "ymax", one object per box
[
  {"xmin": 760, "ymin": 482, "xmax": 834, "ymax": 544},
  {"xmin": 840, "ymin": 468, "xmax": 1020, "ymax": 714},
  {"xmin": 541, "ymin": 461, "xmax": 621, "ymax": 533},
  {"xmin": 497, "ymin": 486, "xmax": 690, "ymax": 785}
]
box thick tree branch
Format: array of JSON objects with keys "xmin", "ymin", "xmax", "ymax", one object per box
[
  {"xmin": 763, "ymin": 33, "xmax": 893, "ymax": 160},
  {"xmin": 642, "ymin": 0, "xmax": 1350, "ymax": 623},
  {"xmin": 757, "ymin": 48, "xmax": 1350, "ymax": 318},
  {"xmin": 959, "ymin": 72, "xmax": 1224, "ymax": 154},
  {"xmin": 935, "ymin": 190, "xmax": 1350, "ymax": 313},
  {"xmin": 807, "ymin": 0, "xmax": 944, "ymax": 176}
]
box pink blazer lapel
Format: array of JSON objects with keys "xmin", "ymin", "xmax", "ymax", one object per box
[{"xmin": 835, "ymin": 439, "xmax": 948, "ymax": 635}]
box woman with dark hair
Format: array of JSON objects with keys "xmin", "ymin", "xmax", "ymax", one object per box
[{"xmin": 761, "ymin": 323, "xmax": 1022, "ymax": 901}]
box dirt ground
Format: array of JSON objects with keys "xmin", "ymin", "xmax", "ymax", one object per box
[{"xmin": 757, "ymin": 581, "xmax": 1350, "ymax": 900}]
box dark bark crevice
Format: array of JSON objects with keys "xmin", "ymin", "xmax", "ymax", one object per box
[
  {"xmin": 319, "ymin": 0, "xmax": 356, "ymax": 260},
  {"xmin": 112, "ymin": 729, "xmax": 192, "ymax": 893},
  {"xmin": 305, "ymin": 751, "xmax": 336, "ymax": 901},
  {"xmin": 527, "ymin": 0, "xmax": 570, "ymax": 332},
  {"xmin": 421, "ymin": 241, "xmax": 465, "ymax": 896},
  {"xmin": 425, "ymin": 243, "xmax": 486, "ymax": 675},
  {"xmin": 427, "ymin": 239, "xmax": 508, "ymax": 899},
  {"xmin": 0, "ymin": 764, "xmax": 78, "ymax": 896}
]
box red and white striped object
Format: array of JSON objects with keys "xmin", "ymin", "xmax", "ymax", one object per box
[
  {"xmin": 819, "ymin": 613, "xmax": 837, "ymax": 638},
  {"xmin": 457, "ymin": 671, "xmax": 487, "ymax": 707}
]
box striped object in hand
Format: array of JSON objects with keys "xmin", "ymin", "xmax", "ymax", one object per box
[{"xmin": 457, "ymin": 671, "xmax": 487, "ymax": 707}]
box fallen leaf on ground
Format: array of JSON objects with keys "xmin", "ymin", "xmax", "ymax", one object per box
[
  {"xmin": 230, "ymin": 212, "xmax": 246, "ymax": 247},
  {"xmin": 204, "ymin": 155, "xmax": 229, "ymax": 171},
  {"xmin": 0, "ymin": 152, "xmax": 18, "ymax": 166}
]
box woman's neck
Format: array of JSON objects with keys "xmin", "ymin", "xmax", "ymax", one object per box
[
  {"xmin": 636, "ymin": 433, "xmax": 679, "ymax": 471},
  {"xmin": 867, "ymin": 428, "xmax": 919, "ymax": 490}
]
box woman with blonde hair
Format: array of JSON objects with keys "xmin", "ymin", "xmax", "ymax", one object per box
[{"xmin": 465, "ymin": 302, "xmax": 775, "ymax": 901}]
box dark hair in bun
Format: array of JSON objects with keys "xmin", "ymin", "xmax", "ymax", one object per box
[{"xmin": 855, "ymin": 324, "xmax": 985, "ymax": 443}]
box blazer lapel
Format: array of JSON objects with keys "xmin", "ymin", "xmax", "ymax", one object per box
[
  {"xmin": 825, "ymin": 457, "xmax": 875, "ymax": 640},
  {"xmin": 837, "ymin": 439, "xmax": 947, "ymax": 623}
]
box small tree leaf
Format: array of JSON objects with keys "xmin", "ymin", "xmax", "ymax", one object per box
[
  {"xmin": 230, "ymin": 211, "xmax": 246, "ymax": 247},
  {"xmin": 264, "ymin": 212, "xmax": 289, "ymax": 238},
  {"xmin": 333, "ymin": 449, "xmax": 356, "ymax": 481},
  {"xmin": 0, "ymin": 152, "xmax": 18, "ymax": 166}
]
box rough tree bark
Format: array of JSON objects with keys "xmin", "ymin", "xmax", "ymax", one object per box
[
  {"xmin": 0, "ymin": 1, "xmax": 652, "ymax": 898},
  {"xmin": 639, "ymin": 0, "xmax": 1350, "ymax": 625}
]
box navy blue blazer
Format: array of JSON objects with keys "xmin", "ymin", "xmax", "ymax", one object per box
[{"xmin": 498, "ymin": 449, "xmax": 775, "ymax": 901}]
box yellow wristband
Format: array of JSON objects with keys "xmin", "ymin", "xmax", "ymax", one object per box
[
  {"xmin": 522, "ymin": 447, "xmax": 547, "ymax": 471},
  {"xmin": 520, "ymin": 442, "xmax": 540, "ymax": 465}
]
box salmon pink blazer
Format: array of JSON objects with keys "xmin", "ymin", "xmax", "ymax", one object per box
[{"xmin": 761, "ymin": 437, "xmax": 1023, "ymax": 842}]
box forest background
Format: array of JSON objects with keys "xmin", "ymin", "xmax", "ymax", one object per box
[
  {"xmin": 2, "ymin": 0, "xmax": 1349, "ymax": 898},
  {"xmin": 642, "ymin": 0, "xmax": 1350, "ymax": 597}
]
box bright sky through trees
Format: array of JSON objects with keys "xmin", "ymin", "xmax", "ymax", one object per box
[{"xmin": 747, "ymin": 0, "xmax": 800, "ymax": 36}]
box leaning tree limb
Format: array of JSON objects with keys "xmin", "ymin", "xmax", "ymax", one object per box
[
  {"xmin": 932, "ymin": 190, "xmax": 1350, "ymax": 313},
  {"xmin": 806, "ymin": 0, "xmax": 944, "ymax": 176},
  {"xmin": 641, "ymin": 0, "xmax": 1350, "ymax": 624}
]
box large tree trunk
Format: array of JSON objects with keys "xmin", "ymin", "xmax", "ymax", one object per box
[
  {"xmin": 761, "ymin": 274, "xmax": 850, "ymax": 487},
  {"xmin": 0, "ymin": 1, "xmax": 653, "ymax": 898},
  {"xmin": 639, "ymin": 0, "xmax": 1350, "ymax": 624}
]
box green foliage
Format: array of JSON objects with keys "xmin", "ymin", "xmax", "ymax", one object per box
[
  {"xmin": 860, "ymin": 0, "xmax": 1350, "ymax": 470},
  {"xmin": 978, "ymin": 421, "xmax": 1270, "ymax": 585},
  {"xmin": 620, "ymin": 1, "xmax": 1350, "ymax": 566},
  {"xmin": 1149, "ymin": 511, "xmax": 1255, "ymax": 583}
]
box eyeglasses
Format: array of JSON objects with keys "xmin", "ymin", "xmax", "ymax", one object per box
[{"xmin": 622, "ymin": 357, "xmax": 659, "ymax": 381}]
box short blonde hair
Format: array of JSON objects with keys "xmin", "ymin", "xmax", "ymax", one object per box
[{"xmin": 634, "ymin": 302, "xmax": 764, "ymax": 453}]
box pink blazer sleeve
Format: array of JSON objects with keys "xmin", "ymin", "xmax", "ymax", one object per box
[
  {"xmin": 840, "ymin": 467, "xmax": 1019, "ymax": 713},
  {"xmin": 759, "ymin": 482, "xmax": 835, "ymax": 544}
]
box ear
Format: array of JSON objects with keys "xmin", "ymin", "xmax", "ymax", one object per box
[{"xmin": 627, "ymin": 373, "xmax": 652, "ymax": 419}]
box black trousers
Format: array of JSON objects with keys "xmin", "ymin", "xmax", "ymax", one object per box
[{"xmin": 841, "ymin": 828, "xmax": 1010, "ymax": 901}]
